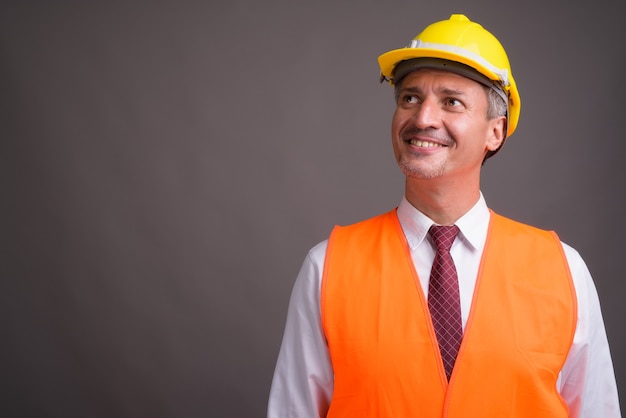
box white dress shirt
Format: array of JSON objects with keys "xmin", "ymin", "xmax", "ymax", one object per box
[{"xmin": 268, "ymin": 195, "xmax": 621, "ymax": 417}]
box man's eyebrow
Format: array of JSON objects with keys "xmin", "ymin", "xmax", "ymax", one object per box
[
  {"xmin": 439, "ymin": 87, "xmax": 466, "ymax": 96},
  {"xmin": 399, "ymin": 86, "xmax": 423, "ymax": 95}
]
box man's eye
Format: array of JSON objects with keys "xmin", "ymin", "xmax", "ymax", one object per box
[
  {"xmin": 403, "ymin": 95, "xmax": 418, "ymax": 104},
  {"xmin": 445, "ymin": 98, "xmax": 462, "ymax": 107}
]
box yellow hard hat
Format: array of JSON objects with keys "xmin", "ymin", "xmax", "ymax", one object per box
[{"xmin": 378, "ymin": 14, "xmax": 521, "ymax": 138}]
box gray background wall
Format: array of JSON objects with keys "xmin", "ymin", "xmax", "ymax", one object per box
[{"xmin": 2, "ymin": 0, "xmax": 624, "ymax": 416}]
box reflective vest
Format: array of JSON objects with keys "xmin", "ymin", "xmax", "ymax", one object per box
[{"xmin": 321, "ymin": 210, "xmax": 577, "ymax": 417}]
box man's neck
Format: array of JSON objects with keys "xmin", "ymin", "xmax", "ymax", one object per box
[{"xmin": 404, "ymin": 177, "xmax": 481, "ymax": 226}]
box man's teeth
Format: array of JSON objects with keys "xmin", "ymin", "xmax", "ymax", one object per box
[{"xmin": 409, "ymin": 139, "xmax": 443, "ymax": 148}]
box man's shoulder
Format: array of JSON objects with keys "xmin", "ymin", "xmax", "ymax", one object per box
[
  {"xmin": 334, "ymin": 209, "xmax": 398, "ymax": 231},
  {"xmin": 490, "ymin": 211, "xmax": 555, "ymax": 235},
  {"xmin": 304, "ymin": 209, "xmax": 399, "ymax": 264}
]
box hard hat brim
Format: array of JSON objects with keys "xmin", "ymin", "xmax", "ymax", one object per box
[{"xmin": 379, "ymin": 47, "xmax": 501, "ymax": 87}]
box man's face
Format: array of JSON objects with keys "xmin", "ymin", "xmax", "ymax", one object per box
[{"xmin": 391, "ymin": 69, "xmax": 505, "ymax": 181}]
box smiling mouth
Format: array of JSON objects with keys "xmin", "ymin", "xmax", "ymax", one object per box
[{"xmin": 407, "ymin": 139, "xmax": 445, "ymax": 148}]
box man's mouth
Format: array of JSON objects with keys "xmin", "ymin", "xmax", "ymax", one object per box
[{"xmin": 407, "ymin": 139, "xmax": 445, "ymax": 148}]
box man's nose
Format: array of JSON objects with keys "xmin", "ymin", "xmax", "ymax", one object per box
[{"xmin": 412, "ymin": 98, "xmax": 441, "ymax": 130}]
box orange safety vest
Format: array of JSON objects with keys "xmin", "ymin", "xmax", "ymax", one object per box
[{"xmin": 321, "ymin": 209, "xmax": 577, "ymax": 417}]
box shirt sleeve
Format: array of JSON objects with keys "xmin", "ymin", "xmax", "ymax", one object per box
[
  {"xmin": 267, "ymin": 241, "xmax": 333, "ymax": 418},
  {"xmin": 558, "ymin": 243, "xmax": 621, "ymax": 418}
]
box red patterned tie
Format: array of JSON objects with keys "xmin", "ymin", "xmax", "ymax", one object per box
[{"xmin": 427, "ymin": 225, "xmax": 462, "ymax": 380}]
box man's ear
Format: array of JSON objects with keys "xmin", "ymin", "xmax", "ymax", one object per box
[{"xmin": 486, "ymin": 115, "xmax": 507, "ymax": 151}]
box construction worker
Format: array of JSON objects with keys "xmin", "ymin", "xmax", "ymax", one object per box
[{"xmin": 267, "ymin": 14, "xmax": 621, "ymax": 417}]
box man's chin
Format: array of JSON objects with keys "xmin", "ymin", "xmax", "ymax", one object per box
[{"xmin": 398, "ymin": 160, "xmax": 444, "ymax": 180}]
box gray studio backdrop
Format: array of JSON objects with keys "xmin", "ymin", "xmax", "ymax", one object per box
[{"xmin": 2, "ymin": 1, "xmax": 624, "ymax": 416}]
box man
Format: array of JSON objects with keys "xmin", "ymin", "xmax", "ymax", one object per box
[{"xmin": 268, "ymin": 14, "xmax": 621, "ymax": 417}]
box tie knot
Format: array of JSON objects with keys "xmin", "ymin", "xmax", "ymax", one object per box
[{"xmin": 429, "ymin": 225, "xmax": 460, "ymax": 252}]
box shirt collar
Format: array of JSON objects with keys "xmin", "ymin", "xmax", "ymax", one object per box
[{"xmin": 397, "ymin": 193, "xmax": 491, "ymax": 251}]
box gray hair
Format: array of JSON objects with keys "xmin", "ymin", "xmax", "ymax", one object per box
[{"xmin": 484, "ymin": 86, "xmax": 507, "ymax": 161}]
